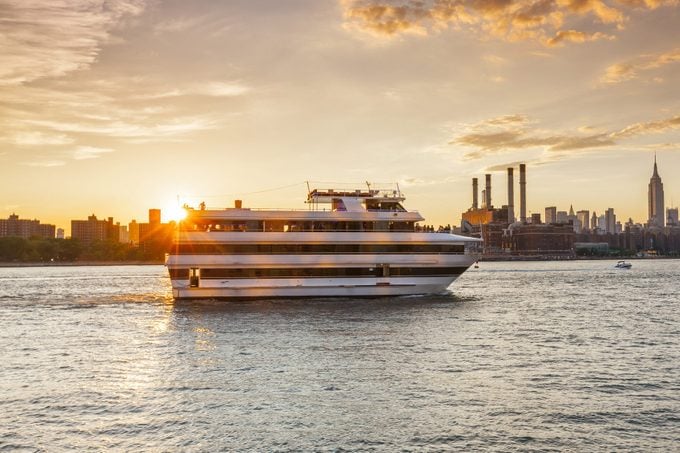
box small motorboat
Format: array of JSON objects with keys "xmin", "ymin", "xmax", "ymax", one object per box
[{"xmin": 614, "ymin": 260, "xmax": 632, "ymax": 269}]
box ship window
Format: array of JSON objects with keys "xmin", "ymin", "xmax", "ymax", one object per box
[
  {"xmin": 172, "ymin": 243, "xmax": 466, "ymax": 254},
  {"xmin": 332, "ymin": 199, "xmax": 347, "ymax": 211},
  {"xmin": 195, "ymin": 266, "xmax": 466, "ymax": 279},
  {"xmin": 189, "ymin": 268, "xmax": 200, "ymax": 287}
]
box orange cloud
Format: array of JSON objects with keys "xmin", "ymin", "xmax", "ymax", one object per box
[
  {"xmin": 601, "ymin": 48, "xmax": 680, "ymax": 84},
  {"xmin": 612, "ymin": 115, "xmax": 680, "ymax": 138},
  {"xmin": 342, "ymin": 0, "xmax": 676, "ymax": 45},
  {"xmin": 452, "ymin": 113, "xmax": 680, "ymax": 159},
  {"xmin": 546, "ymin": 29, "xmax": 614, "ymax": 46}
]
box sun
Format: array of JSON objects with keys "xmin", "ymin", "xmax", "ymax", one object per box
[{"xmin": 163, "ymin": 202, "xmax": 188, "ymax": 223}]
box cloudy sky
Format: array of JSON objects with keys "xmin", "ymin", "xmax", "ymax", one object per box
[{"xmin": 1, "ymin": 0, "xmax": 679, "ymax": 231}]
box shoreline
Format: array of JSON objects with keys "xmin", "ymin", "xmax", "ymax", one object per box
[
  {"xmin": 1, "ymin": 256, "xmax": 677, "ymax": 268},
  {"xmin": 479, "ymin": 256, "xmax": 679, "ymax": 262},
  {"xmin": 0, "ymin": 261, "xmax": 164, "ymax": 268}
]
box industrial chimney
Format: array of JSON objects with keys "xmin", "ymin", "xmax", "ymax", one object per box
[
  {"xmin": 519, "ymin": 164, "xmax": 527, "ymax": 223},
  {"xmin": 485, "ymin": 174, "xmax": 492, "ymax": 209},
  {"xmin": 507, "ymin": 167, "xmax": 515, "ymax": 223},
  {"xmin": 472, "ymin": 178, "xmax": 478, "ymax": 209}
]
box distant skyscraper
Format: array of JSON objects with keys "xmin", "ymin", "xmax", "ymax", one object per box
[
  {"xmin": 56, "ymin": 228, "xmax": 65, "ymax": 239},
  {"xmin": 668, "ymin": 208, "xmax": 679, "ymax": 226},
  {"xmin": 648, "ymin": 155, "xmax": 665, "ymax": 227},
  {"xmin": 598, "ymin": 214, "xmax": 606, "ymax": 232},
  {"xmin": 556, "ymin": 211, "xmax": 568, "ymax": 224},
  {"xmin": 577, "ymin": 210, "xmax": 590, "ymax": 232},
  {"xmin": 545, "ymin": 206, "xmax": 557, "ymax": 224},
  {"xmin": 591, "ymin": 212, "xmax": 598, "ymax": 231},
  {"xmin": 605, "ymin": 208, "xmax": 616, "ymax": 234}
]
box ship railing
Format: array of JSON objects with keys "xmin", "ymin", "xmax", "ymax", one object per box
[{"xmin": 188, "ymin": 206, "xmax": 420, "ymax": 214}]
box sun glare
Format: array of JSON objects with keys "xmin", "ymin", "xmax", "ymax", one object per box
[{"xmin": 163, "ymin": 203, "xmax": 188, "ymax": 223}]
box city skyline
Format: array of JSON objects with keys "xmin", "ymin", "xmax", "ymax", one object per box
[
  {"xmin": 1, "ymin": 1, "xmax": 679, "ymax": 231},
  {"xmin": 1, "ymin": 157, "xmax": 676, "ymax": 236}
]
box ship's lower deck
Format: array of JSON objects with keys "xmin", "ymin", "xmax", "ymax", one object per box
[{"xmin": 166, "ymin": 231, "xmax": 479, "ymax": 299}]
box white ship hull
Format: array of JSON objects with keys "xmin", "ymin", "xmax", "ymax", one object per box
[
  {"xmin": 170, "ymin": 274, "xmax": 467, "ymax": 299},
  {"xmin": 166, "ymin": 237, "xmax": 477, "ymax": 299}
]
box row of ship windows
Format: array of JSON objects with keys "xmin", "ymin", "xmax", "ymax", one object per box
[
  {"xmin": 180, "ymin": 220, "xmax": 416, "ymax": 232},
  {"xmin": 171, "ymin": 243, "xmax": 465, "ymax": 254},
  {"xmin": 170, "ymin": 266, "xmax": 466, "ymax": 279}
]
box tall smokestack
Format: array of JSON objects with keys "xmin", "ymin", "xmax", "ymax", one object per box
[
  {"xmin": 472, "ymin": 178, "xmax": 478, "ymax": 209},
  {"xmin": 519, "ymin": 164, "xmax": 527, "ymax": 223},
  {"xmin": 485, "ymin": 174, "xmax": 492, "ymax": 209},
  {"xmin": 507, "ymin": 167, "xmax": 515, "ymax": 223}
]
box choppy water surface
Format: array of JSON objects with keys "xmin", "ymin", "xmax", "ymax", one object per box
[{"xmin": 1, "ymin": 261, "xmax": 678, "ymax": 451}]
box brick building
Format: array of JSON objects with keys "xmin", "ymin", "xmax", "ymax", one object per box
[
  {"xmin": 71, "ymin": 215, "xmax": 109, "ymax": 243},
  {"xmin": 0, "ymin": 214, "xmax": 55, "ymax": 239}
]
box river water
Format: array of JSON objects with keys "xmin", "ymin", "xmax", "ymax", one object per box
[{"xmin": 1, "ymin": 261, "xmax": 678, "ymax": 451}]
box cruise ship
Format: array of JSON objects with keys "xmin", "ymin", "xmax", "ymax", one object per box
[{"xmin": 166, "ymin": 184, "xmax": 481, "ymax": 299}]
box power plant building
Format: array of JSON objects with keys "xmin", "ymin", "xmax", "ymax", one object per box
[{"xmin": 461, "ymin": 164, "xmax": 575, "ymax": 256}]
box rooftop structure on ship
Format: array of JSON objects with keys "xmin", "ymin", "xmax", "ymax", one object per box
[{"xmin": 180, "ymin": 183, "xmax": 425, "ymax": 233}]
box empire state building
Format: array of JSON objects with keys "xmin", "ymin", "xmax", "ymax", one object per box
[{"xmin": 648, "ymin": 155, "xmax": 665, "ymax": 227}]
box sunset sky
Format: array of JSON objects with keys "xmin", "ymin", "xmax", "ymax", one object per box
[{"xmin": 1, "ymin": 0, "xmax": 679, "ymax": 233}]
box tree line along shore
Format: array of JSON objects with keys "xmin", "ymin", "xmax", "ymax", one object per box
[{"xmin": 0, "ymin": 237, "xmax": 167, "ymax": 264}]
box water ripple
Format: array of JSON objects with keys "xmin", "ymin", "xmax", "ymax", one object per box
[{"xmin": 1, "ymin": 261, "xmax": 679, "ymax": 450}]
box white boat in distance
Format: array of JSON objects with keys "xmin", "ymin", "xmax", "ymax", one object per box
[
  {"xmin": 166, "ymin": 184, "xmax": 481, "ymax": 299},
  {"xmin": 615, "ymin": 260, "xmax": 632, "ymax": 269}
]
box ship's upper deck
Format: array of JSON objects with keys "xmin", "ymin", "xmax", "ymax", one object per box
[{"xmin": 178, "ymin": 184, "xmax": 454, "ymax": 234}]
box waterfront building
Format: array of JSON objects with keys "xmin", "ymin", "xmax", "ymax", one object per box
[
  {"xmin": 106, "ymin": 217, "xmax": 120, "ymax": 242},
  {"xmin": 531, "ymin": 213, "xmax": 541, "ymax": 224},
  {"xmin": 129, "ymin": 220, "xmax": 139, "ymax": 245},
  {"xmin": 507, "ymin": 223, "xmax": 575, "ymax": 257},
  {"xmin": 149, "ymin": 209, "xmax": 161, "ymax": 225},
  {"xmin": 71, "ymin": 215, "xmax": 108, "ymax": 243},
  {"xmin": 0, "ymin": 214, "xmax": 55, "ymax": 239},
  {"xmin": 545, "ymin": 206, "xmax": 557, "ymax": 224},
  {"xmin": 667, "ymin": 208, "xmax": 679, "ymax": 226},
  {"xmin": 138, "ymin": 209, "xmax": 175, "ymax": 254},
  {"xmin": 556, "ymin": 210, "xmax": 568, "ymax": 224},
  {"xmin": 648, "ymin": 156, "xmax": 665, "ymax": 227},
  {"xmin": 574, "ymin": 242, "xmax": 609, "ymax": 254},
  {"xmin": 118, "ymin": 225, "xmax": 129, "ymax": 243}
]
